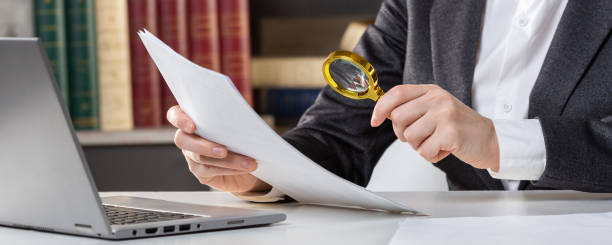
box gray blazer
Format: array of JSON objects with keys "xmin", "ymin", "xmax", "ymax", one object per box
[{"xmin": 282, "ymin": 0, "xmax": 612, "ymax": 192}]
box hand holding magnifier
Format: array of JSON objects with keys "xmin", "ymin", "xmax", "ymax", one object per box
[{"xmin": 322, "ymin": 51, "xmax": 384, "ymax": 101}]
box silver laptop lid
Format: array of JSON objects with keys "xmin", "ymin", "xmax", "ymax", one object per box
[{"xmin": 0, "ymin": 38, "xmax": 111, "ymax": 237}]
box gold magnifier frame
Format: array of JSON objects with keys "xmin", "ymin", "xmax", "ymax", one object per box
[{"xmin": 322, "ymin": 50, "xmax": 384, "ymax": 101}]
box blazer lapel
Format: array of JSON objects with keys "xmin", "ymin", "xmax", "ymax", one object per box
[
  {"xmin": 429, "ymin": 0, "xmax": 484, "ymax": 107},
  {"xmin": 529, "ymin": 1, "xmax": 612, "ymax": 117},
  {"xmin": 430, "ymin": 0, "xmax": 504, "ymax": 190},
  {"xmin": 525, "ymin": 1, "xmax": 611, "ymax": 191}
]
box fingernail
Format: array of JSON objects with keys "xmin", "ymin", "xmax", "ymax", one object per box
[
  {"xmin": 212, "ymin": 147, "xmax": 226, "ymax": 157},
  {"xmin": 241, "ymin": 160, "xmax": 253, "ymax": 169}
]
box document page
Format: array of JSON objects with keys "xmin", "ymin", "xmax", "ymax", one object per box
[
  {"xmin": 389, "ymin": 212, "xmax": 612, "ymax": 245},
  {"xmin": 138, "ymin": 30, "xmax": 420, "ymax": 213}
]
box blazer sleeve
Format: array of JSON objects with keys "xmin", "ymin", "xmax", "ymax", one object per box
[
  {"xmin": 533, "ymin": 116, "xmax": 612, "ymax": 192},
  {"xmin": 281, "ymin": 0, "xmax": 408, "ymax": 187}
]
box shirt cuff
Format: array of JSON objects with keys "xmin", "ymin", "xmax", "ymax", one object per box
[
  {"xmin": 232, "ymin": 187, "xmax": 286, "ymax": 202},
  {"xmin": 488, "ymin": 119, "xmax": 547, "ymax": 180}
]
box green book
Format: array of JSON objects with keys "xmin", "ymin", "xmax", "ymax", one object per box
[
  {"xmin": 34, "ymin": 0, "xmax": 69, "ymax": 108},
  {"xmin": 66, "ymin": 0, "xmax": 99, "ymax": 130}
]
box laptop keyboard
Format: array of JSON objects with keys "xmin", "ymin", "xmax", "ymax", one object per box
[{"xmin": 103, "ymin": 204, "xmax": 198, "ymax": 225}]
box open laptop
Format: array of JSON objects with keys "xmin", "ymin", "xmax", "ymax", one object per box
[{"xmin": 0, "ymin": 38, "xmax": 286, "ymax": 240}]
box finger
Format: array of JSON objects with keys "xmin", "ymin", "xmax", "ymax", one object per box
[
  {"xmin": 392, "ymin": 123, "xmax": 407, "ymax": 142},
  {"xmin": 187, "ymin": 158, "xmax": 247, "ymax": 180},
  {"xmin": 184, "ymin": 150, "xmax": 257, "ymax": 172},
  {"xmin": 416, "ymin": 130, "xmax": 443, "ymax": 162},
  {"xmin": 167, "ymin": 105, "xmax": 195, "ymax": 133},
  {"xmin": 388, "ymin": 96, "xmax": 430, "ymax": 141},
  {"xmin": 200, "ymin": 154, "xmax": 258, "ymax": 172},
  {"xmin": 402, "ymin": 112, "xmax": 436, "ymax": 149},
  {"xmin": 417, "ymin": 130, "xmax": 452, "ymax": 163},
  {"xmin": 388, "ymin": 94, "xmax": 429, "ymax": 127},
  {"xmin": 175, "ymin": 130, "xmax": 227, "ymax": 158},
  {"xmin": 371, "ymin": 85, "xmax": 432, "ymax": 127}
]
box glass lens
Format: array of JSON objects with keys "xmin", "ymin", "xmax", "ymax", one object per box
[{"xmin": 329, "ymin": 59, "xmax": 369, "ymax": 93}]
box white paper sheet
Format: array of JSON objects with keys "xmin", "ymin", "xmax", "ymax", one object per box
[
  {"xmin": 389, "ymin": 212, "xmax": 612, "ymax": 245},
  {"xmin": 138, "ymin": 30, "xmax": 419, "ymax": 213}
]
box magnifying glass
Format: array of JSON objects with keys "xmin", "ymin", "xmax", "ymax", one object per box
[{"xmin": 322, "ymin": 50, "xmax": 384, "ymax": 101}]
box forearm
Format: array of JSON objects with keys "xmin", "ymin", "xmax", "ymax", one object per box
[
  {"xmin": 231, "ymin": 107, "xmax": 396, "ymax": 202},
  {"xmin": 232, "ymin": 0, "xmax": 408, "ymax": 201},
  {"xmin": 282, "ymin": 105, "xmax": 397, "ymax": 187}
]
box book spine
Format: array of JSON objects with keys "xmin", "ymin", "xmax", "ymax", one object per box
[
  {"xmin": 128, "ymin": 0, "xmax": 162, "ymax": 127},
  {"xmin": 34, "ymin": 0, "xmax": 69, "ymax": 108},
  {"xmin": 0, "ymin": 1, "xmax": 35, "ymax": 37},
  {"xmin": 96, "ymin": 0, "xmax": 134, "ymax": 131},
  {"xmin": 219, "ymin": 0, "xmax": 253, "ymax": 106},
  {"xmin": 256, "ymin": 88, "xmax": 320, "ymax": 124},
  {"xmin": 158, "ymin": 0, "xmax": 188, "ymax": 125},
  {"xmin": 251, "ymin": 57, "xmax": 327, "ymax": 88},
  {"xmin": 66, "ymin": 0, "xmax": 100, "ymax": 130},
  {"xmin": 188, "ymin": 0, "xmax": 221, "ymax": 72}
]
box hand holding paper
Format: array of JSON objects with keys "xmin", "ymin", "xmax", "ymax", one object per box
[
  {"xmin": 138, "ymin": 30, "xmax": 420, "ymax": 213},
  {"xmin": 167, "ymin": 105, "xmax": 272, "ymax": 193}
]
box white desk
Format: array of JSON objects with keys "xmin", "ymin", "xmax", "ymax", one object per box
[{"xmin": 3, "ymin": 191, "xmax": 612, "ymax": 244}]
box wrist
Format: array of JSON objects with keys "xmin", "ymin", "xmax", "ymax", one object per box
[{"xmin": 487, "ymin": 118, "xmax": 501, "ymax": 172}]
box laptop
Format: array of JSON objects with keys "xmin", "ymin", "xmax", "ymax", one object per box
[{"xmin": 0, "ymin": 38, "xmax": 286, "ymax": 240}]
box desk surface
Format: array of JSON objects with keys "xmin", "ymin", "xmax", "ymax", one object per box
[{"xmin": 3, "ymin": 191, "xmax": 612, "ymax": 244}]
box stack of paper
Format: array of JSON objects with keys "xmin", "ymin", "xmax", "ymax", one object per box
[
  {"xmin": 389, "ymin": 212, "xmax": 612, "ymax": 245},
  {"xmin": 138, "ymin": 30, "xmax": 420, "ymax": 213}
]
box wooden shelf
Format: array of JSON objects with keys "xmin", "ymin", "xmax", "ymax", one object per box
[
  {"xmin": 76, "ymin": 116, "xmax": 285, "ymax": 146},
  {"xmin": 77, "ymin": 128, "xmax": 176, "ymax": 146}
]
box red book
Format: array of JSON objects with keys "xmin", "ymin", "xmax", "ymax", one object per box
[
  {"xmin": 128, "ymin": 0, "xmax": 162, "ymax": 127},
  {"xmin": 158, "ymin": 0, "xmax": 189, "ymax": 125},
  {"xmin": 188, "ymin": 0, "xmax": 221, "ymax": 72},
  {"xmin": 218, "ymin": 0, "xmax": 253, "ymax": 106}
]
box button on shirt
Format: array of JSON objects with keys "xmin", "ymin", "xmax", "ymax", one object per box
[{"xmin": 473, "ymin": 0, "xmax": 568, "ymax": 190}]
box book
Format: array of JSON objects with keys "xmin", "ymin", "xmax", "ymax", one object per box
[
  {"xmin": 158, "ymin": 0, "xmax": 188, "ymax": 125},
  {"xmin": 66, "ymin": 0, "xmax": 99, "ymax": 130},
  {"xmin": 34, "ymin": 0, "xmax": 69, "ymax": 107},
  {"xmin": 258, "ymin": 15, "xmax": 371, "ymax": 56},
  {"xmin": 219, "ymin": 0, "xmax": 253, "ymax": 106},
  {"xmin": 128, "ymin": 0, "xmax": 162, "ymax": 127},
  {"xmin": 251, "ymin": 57, "xmax": 327, "ymax": 88},
  {"xmin": 95, "ymin": 0, "xmax": 134, "ymax": 131},
  {"xmin": 255, "ymin": 88, "xmax": 321, "ymax": 125},
  {"xmin": 339, "ymin": 20, "xmax": 373, "ymax": 51},
  {"xmin": 251, "ymin": 20, "xmax": 373, "ymax": 88},
  {"xmin": 188, "ymin": 0, "xmax": 221, "ymax": 72},
  {"xmin": 0, "ymin": 0, "xmax": 34, "ymax": 37}
]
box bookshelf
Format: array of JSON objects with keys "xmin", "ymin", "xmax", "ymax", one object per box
[
  {"xmin": 250, "ymin": 0, "xmax": 382, "ymax": 56},
  {"xmin": 76, "ymin": 128, "xmax": 202, "ymax": 191},
  {"xmin": 2, "ymin": 0, "xmax": 382, "ymax": 191},
  {"xmin": 77, "ymin": 128, "xmax": 175, "ymax": 146}
]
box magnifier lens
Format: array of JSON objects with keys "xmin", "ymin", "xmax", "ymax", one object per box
[
  {"xmin": 323, "ymin": 50, "xmax": 384, "ymax": 101},
  {"xmin": 329, "ymin": 59, "xmax": 369, "ymax": 93}
]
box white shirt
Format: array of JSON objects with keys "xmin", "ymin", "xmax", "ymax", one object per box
[
  {"xmin": 238, "ymin": 0, "xmax": 569, "ymax": 201},
  {"xmin": 474, "ymin": 0, "xmax": 567, "ymax": 190}
]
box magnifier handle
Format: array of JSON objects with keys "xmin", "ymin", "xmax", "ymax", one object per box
[{"xmin": 369, "ymin": 86, "xmax": 385, "ymax": 101}]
